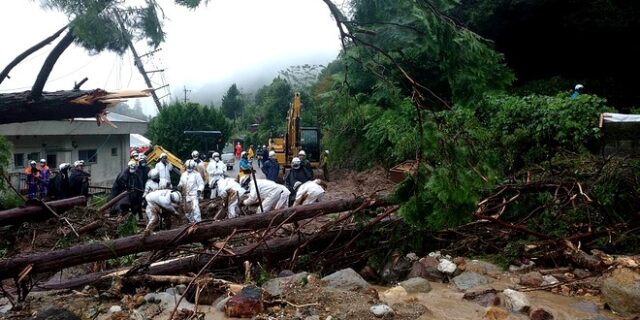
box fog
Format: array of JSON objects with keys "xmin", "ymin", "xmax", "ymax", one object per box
[{"xmin": 0, "ymin": 0, "xmax": 342, "ymax": 116}]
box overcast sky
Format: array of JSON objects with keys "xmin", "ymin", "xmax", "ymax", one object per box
[{"xmin": 0, "ymin": 0, "xmax": 342, "ymax": 115}]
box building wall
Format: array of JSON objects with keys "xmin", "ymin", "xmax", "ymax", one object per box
[{"xmin": 6, "ymin": 134, "xmax": 129, "ymax": 187}]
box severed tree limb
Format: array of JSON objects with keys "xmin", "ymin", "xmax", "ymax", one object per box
[
  {"xmin": 0, "ymin": 25, "xmax": 68, "ymax": 86},
  {"xmin": 30, "ymin": 30, "xmax": 76, "ymax": 99}
]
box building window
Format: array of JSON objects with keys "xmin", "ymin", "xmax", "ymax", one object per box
[
  {"xmin": 27, "ymin": 152, "xmax": 40, "ymax": 162},
  {"xmin": 111, "ymin": 147, "xmax": 118, "ymax": 156},
  {"xmin": 13, "ymin": 153, "xmax": 24, "ymax": 169},
  {"xmin": 78, "ymin": 149, "xmax": 98, "ymax": 164},
  {"xmin": 46, "ymin": 154, "xmax": 57, "ymax": 167}
]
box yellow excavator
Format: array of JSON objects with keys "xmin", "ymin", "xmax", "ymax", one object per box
[
  {"xmin": 269, "ymin": 92, "xmax": 320, "ymax": 167},
  {"xmin": 145, "ymin": 145, "xmax": 185, "ymax": 173}
]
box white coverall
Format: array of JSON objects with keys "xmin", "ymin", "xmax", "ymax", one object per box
[
  {"xmin": 143, "ymin": 179, "xmax": 159, "ymax": 198},
  {"xmin": 178, "ymin": 170, "xmax": 205, "ymax": 223},
  {"xmin": 294, "ymin": 181, "xmax": 325, "ymax": 206},
  {"xmin": 207, "ymin": 160, "xmax": 227, "ymax": 199},
  {"xmin": 216, "ymin": 178, "xmax": 246, "ymax": 218},
  {"xmin": 243, "ymin": 179, "xmax": 290, "ymax": 214},
  {"xmin": 145, "ymin": 189, "xmax": 179, "ymax": 232},
  {"xmin": 155, "ymin": 161, "xmax": 173, "ymax": 189}
]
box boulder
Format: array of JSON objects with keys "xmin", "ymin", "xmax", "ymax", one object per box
[
  {"xmin": 541, "ymin": 275, "xmax": 559, "ymax": 286},
  {"xmin": 262, "ymin": 272, "xmax": 308, "ymax": 297},
  {"xmin": 452, "ymin": 271, "xmax": 493, "ymax": 290},
  {"xmin": 529, "ymin": 308, "xmax": 554, "ymax": 320},
  {"xmin": 463, "ymin": 289, "xmax": 500, "ymax": 307},
  {"xmin": 502, "ymin": 289, "xmax": 530, "ymax": 313},
  {"xmin": 109, "ymin": 305, "xmax": 122, "ymax": 313},
  {"xmin": 572, "ymin": 268, "xmax": 592, "ymax": 279},
  {"xmin": 32, "ymin": 308, "xmax": 81, "ymax": 320},
  {"xmin": 601, "ymin": 268, "xmax": 640, "ymax": 316},
  {"xmin": 224, "ymin": 286, "xmax": 265, "ymax": 318},
  {"xmin": 399, "ymin": 277, "xmax": 432, "ymax": 293},
  {"xmin": 408, "ymin": 256, "xmax": 445, "ymax": 282},
  {"xmin": 438, "ymin": 259, "xmax": 457, "ymax": 274},
  {"xmin": 370, "ymin": 304, "xmax": 394, "ymax": 317},
  {"xmin": 322, "ymin": 268, "xmax": 370, "ymax": 290},
  {"xmin": 380, "ymin": 255, "xmax": 412, "ymax": 283},
  {"xmin": 466, "ymin": 260, "xmax": 502, "ymax": 276},
  {"xmin": 519, "ymin": 271, "xmax": 543, "ymax": 287},
  {"xmin": 278, "ymin": 269, "xmax": 295, "ymax": 278}
]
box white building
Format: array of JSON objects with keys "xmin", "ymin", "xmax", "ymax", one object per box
[{"xmin": 0, "ymin": 113, "xmax": 147, "ymax": 189}]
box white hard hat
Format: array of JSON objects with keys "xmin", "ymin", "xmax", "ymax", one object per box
[
  {"xmin": 149, "ymin": 168, "xmax": 159, "ymax": 179},
  {"xmin": 138, "ymin": 154, "xmax": 147, "ymax": 161},
  {"xmin": 170, "ymin": 191, "xmax": 181, "ymax": 203},
  {"xmin": 213, "ymin": 152, "xmax": 220, "ymax": 158},
  {"xmin": 128, "ymin": 160, "xmax": 138, "ymax": 169},
  {"xmin": 293, "ymin": 181, "xmax": 302, "ymax": 190},
  {"xmin": 131, "ymin": 150, "xmax": 139, "ymax": 157},
  {"xmin": 58, "ymin": 163, "xmax": 70, "ymax": 170},
  {"xmin": 298, "ymin": 150, "xmax": 306, "ymax": 156},
  {"xmin": 39, "ymin": 159, "xmax": 46, "ymax": 164},
  {"xmin": 185, "ymin": 159, "xmax": 197, "ymax": 170},
  {"xmin": 575, "ymin": 84, "xmax": 584, "ymax": 91},
  {"xmin": 74, "ymin": 160, "xmax": 84, "ymax": 167},
  {"xmin": 241, "ymin": 151, "xmax": 247, "ymax": 156},
  {"xmin": 292, "ymin": 157, "xmax": 301, "ymax": 165},
  {"xmin": 160, "ymin": 152, "xmax": 168, "ymax": 159},
  {"xmin": 191, "ymin": 150, "xmax": 199, "ymax": 158},
  {"xmin": 324, "ymin": 150, "xmax": 329, "ymax": 154},
  {"xmin": 30, "ymin": 160, "xmax": 37, "ymax": 165},
  {"xmin": 269, "ymin": 150, "xmax": 276, "ymax": 157}
]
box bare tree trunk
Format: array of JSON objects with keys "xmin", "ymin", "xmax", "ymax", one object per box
[
  {"xmin": 30, "ymin": 31, "xmax": 75, "ymax": 99},
  {"xmin": 0, "ymin": 196, "xmax": 87, "ymax": 226},
  {"xmin": 0, "ymin": 25, "xmax": 68, "ymax": 86},
  {"xmin": 0, "ymin": 197, "xmax": 388, "ymax": 280}
]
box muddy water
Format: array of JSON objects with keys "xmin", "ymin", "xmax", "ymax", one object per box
[{"xmin": 380, "ymin": 282, "xmax": 622, "ymax": 320}]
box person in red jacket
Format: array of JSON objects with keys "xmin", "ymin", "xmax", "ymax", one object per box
[
  {"xmin": 24, "ymin": 160, "xmax": 40, "ymax": 199},
  {"xmin": 234, "ymin": 141, "xmax": 243, "ymax": 160},
  {"xmin": 38, "ymin": 159, "xmax": 51, "ymax": 199}
]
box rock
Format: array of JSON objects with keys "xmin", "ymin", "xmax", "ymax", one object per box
[
  {"xmin": 399, "ymin": 277, "xmax": 432, "ymax": 293},
  {"xmin": 381, "ymin": 254, "xmax": 412, "ymax": 283},
  {"xmin": 541, "ymin": 275, "xmax": 559, "ymax": 286},
  {"xmin": 437, "ymin": 259, "xmax": 457, "ymax": 274},
  {"xmin": 483, "ymin": 306, "xmax": 509, "ymax": 320},
  {"xmin": 0, "ymin": 298, "xmax": 11, "ymax": 315},
  {"xmin": 519, "ymin": 271, "xmax": 543, "ymax": 287},
  {"xmin": 452, "ymin": 271, "xmax": 493, "ymax": 290},
  {"xmin": 32, "ymin": 308, "xmax": 81, "ymax": 320},
  {"xmin": 406, "ymin": 252, "xmax": 419, "ymax": 261},
  {"xmin": 109, "ymin": 305, "xmax": 123, "ymax": 313},
  {"xmin": 503, "ymin": 289, "xmax": 530, "ymax": 313},
  {"xmin": 278, "ymin": 269, "xmax": 295, "ymax": 278},
  {"xmin": 176, "ymin": 284, "xmax": 187, "ymax": 295},
  {"xmin": 601, "ymin": 268, "xmax": 640, "ymax": 316},
  {"xmin": 509, "ymin": 260, "xmax": 535, "ymax": 273},
  {"xmin": 143, "ymin": 293, "xmax": 159, "ymax": 304},
  {"xmin": 305, "ymin": 316, "xmax": 320, "ymax": 320},
  {"xmin": 466, "ymin": 260, "xmax": 501, "ymax": 276},
  {"xmin": 322, "ymin": 268, "xmax": 370, "ymax": 290},
  {"xmin": 165, "ymin": 287, "xmax": 177, "ymax": 296},
  {"xmin": 380, "ymin": 285, "xmax": 408, "ymax": 305},
  {"xmin": 214, "ymin": 295, "xmax": 231, "ymax": 312},
  {"xmin": 409, "ymin": 256, "xmax": 445, "ymax": 282},
  {"xmin": 453, "ymin": 257, "xmax": 467, "ymax": 271},
  {"xmin": 224, "ymin": 286, "xmax": 265, "ymax": 318},
  {"xmin": 529, "ymin": 308, "xmax": 554, "ymax": 320},
  {"xmin": 370, "ymin": 304, "xmax": 394, "ymax": 317},
  {"xmin": 573, "ymin": 268, "xmax": 592, "ymax": 279},
  {"xmin": 463, "ymin": 289, "xmax": 500, "ymax": 307},
  {"xmin": 262, "ymin": 272, "xmax": 308, "ymax": 297}
]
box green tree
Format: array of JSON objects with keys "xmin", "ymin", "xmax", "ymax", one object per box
[
  {"xmin": 221, "ymin": 84, "xmax": 245, "ymax": 120},
  {"xmin": 147, "ymin": 102, "xmax": 232, "ymax": 159}
]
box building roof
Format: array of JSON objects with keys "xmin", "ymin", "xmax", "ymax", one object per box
[
  {"xmin": 130, "ymin": 134, "xmax": 151, "ymax": 147},
  {"xmin": 0, "ymin": 112, "xmax": 147, "ymax": 136}
]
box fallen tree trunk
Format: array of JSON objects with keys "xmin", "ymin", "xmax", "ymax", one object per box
[
  {"xmin": 0, "ymin": 197, "xmax": 388, "ymax": 280},
  {"xmin": 0, "ymin": 89, "xmax": 150, "ymax": 125},
  {"xmin": 39, "ymin": 229, "xmax": 355, "ymax": 290},
  {"xmin": 0, "ymin": 196, "xmax": 87, "ymax": 226}
]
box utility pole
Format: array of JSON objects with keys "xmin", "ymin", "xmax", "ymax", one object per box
[
  {"xmin": 114, "ymin": 10, "xmax": 163, "ymax": 111},
  {"xmin": 183, "ymin": 86, "xmax": 191, "ymax": 104}
]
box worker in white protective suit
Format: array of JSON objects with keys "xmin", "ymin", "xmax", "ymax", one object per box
[
  {"xmin": 144, "ymin": 189, "xmax": 181, "ymax": 235},
  {"xmin": 155, "ymin": 153, "xmax": 173, "ymax": 189},
  {"xmin": 241, "ymin": 176, "xmax": 290, "ymax": 214},
  {"xmin": 207, "ymin": 152, "xmax": 227, "ymax": 199},
  {"xmin": 215, "ymin": 178, "xmax": 247, "ymax": 219},
  {"xmin": 143, "ymin": 168, "xmax": 160, "ymax": 198},
  {"xmin": 293, "ymin": 179, "xmax": 327, "ymax": 206},
  {"xmin": 178, "ymin": 159, "xmax": 205, "ymax": 223}
]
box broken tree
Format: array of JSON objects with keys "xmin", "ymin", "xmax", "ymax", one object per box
[
  {"xmin": 0, "ymin": 197, "xmax": 390, "ymax": 280},
  {"xmin": 0, "ymin": 196, "xmax": 87, "ymax": 226}
]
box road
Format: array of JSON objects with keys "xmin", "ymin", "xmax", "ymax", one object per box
[{"xmin": 225, "ymin": 158, "xmax": 265, "ymax": 180}]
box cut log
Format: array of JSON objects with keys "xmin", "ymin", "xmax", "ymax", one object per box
[
  {"xmin": 0, "ymin": 89, "xmax": 150, "ymax": 125},
  {"xmin": 0, "ymin": 196, "xmax": 87, "ymax": 226},
  {"xmin": 0, "ymin": 197, "xmax": 388, "ymax": 280},
  {"xmin": 39, "ymin": 229, "xmax": 354, "ymax": 290}
]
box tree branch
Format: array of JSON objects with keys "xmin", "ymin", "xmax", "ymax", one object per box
[
  {"xmin": 0, "ymin": 25, "xmax": 68, "ymax": 86},
  {"xmin": 30, "ymin": 30, "xmax": 75, "ymax": 99}
]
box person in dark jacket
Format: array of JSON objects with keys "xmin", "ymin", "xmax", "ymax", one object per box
[
  {"xmin": 111, "ymin": 160, "xmax": 144, "ymax": 219},
  {"xmin": 285, "ymin": 157, "xmax": 312, "ymax": 204},
  {"xmin": 297, "ymin": 150, "xmax": 314, "ymax": 180},
  {"xmin": 256, "ymin": 145, "xmax": 264, "ymax": 168},
  {"xmin": 136, "ymin": 154, "xmax": 151, "ymax": 184},
  {"xmin": 261, "ymin": 150, "xmax": 280, "ymax": 182},
  {"xmin": 48, "ymin": 163, "xmax": 71, "ymax": 199},
  {"xmin": 69, "ymin": 160, "xmax": 90, "ymax": 197}
]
